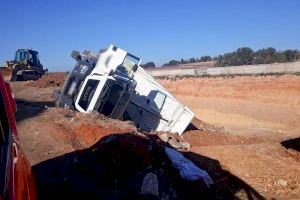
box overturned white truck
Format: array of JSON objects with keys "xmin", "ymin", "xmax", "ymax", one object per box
[{"xmin": 55, "ymin": 45, "xmax": 194, "ymax": 135}]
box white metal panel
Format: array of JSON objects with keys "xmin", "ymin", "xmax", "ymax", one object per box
[
  {"xmin": 126, "ymin": 102, "xmax": 169, "ymax": 132},
  {"xmin": 128, "ymin": 65, "xmax": 195, "ymax": 134},
  {"xmin": 92, "ymin": 45, "xmax": 127, "ymax": 75}
]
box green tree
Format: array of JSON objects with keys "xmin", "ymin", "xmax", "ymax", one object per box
[
  {"xmin": 189, "ymin": 57, "xmax": 197, "ymax": 63},
  {"xmin": 162, "ymin": 60, "xmax": 180, "ymax": 67},
  {"xmin": 254, "ymin": 47, "xmax": 277, "ymax": 64},
  {"xmin": 200, "ymin": 56, "xmax": 212, "ymax": 62},
  {"xmin": 235, "ymin": 47, "xmax": 254, "ymax": 65},
  {"xmin": 283, "ymin": 50, "xmax": 299, "ymax": 62},
  {"xmin": 141, "ymin": 62, "xmax": 156, "ymax": 69},
  {"xmin": 180, "ymin": 58, "xmax": 186, "ymax": 64}
]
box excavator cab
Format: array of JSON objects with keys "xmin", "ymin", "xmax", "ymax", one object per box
[{"xmin": 14, "ymin": 49, "xmax": 41, "ymax": 67}]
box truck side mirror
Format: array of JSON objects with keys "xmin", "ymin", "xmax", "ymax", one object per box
[{"xmin": 132, "ymin": 64, "xmax": 138, "ymax": 72}]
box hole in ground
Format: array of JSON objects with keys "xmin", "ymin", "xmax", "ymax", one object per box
[{"xmin": 281, "ymin": 137, "xmax": 300, "ymax": 152}]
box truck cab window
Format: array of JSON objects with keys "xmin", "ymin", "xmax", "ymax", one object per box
[
  {"xmin": 116, "ymin": 54, "xmax": 140, "ymax": 78},
  {"xmin": 94, "ymin": 79, "xmax": 124, "ymax": 117},
  {"xmin": 78, "ymin": 79, "xmax": 100, "ymax": 111},
  {"xmin": 153, "ymin": 92, "xmax": 166, "ymax": 110}
]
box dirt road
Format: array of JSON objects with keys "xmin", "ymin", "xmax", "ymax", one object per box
[{"xmin": 10, "ymin": 73, "xmax": 300, "ymax": 199}]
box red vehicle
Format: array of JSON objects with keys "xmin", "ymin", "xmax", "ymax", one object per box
[{"xmin": 0, "ymin": 73, "xmax": 36, "ymax": 200}]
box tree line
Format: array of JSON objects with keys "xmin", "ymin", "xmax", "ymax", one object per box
[
  {"xmin": 148, "ymin": 47, "xmax": 300, "ymax": 68},
  {"xmin": 215, "ymin": 47, "xmax": 300, "ymax": 67}
]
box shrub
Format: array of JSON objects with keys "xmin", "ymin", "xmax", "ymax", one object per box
[
  {"xmin": 141, "ymin": 62, "xmax": 156, "ymax": 69},
  {"xmin": 254, "ymin": 47, "xmax": 277, "ymax": 64},
  {"xmin": 162, "ymin": 60, "xmax": 180, "ymax": 67},
  {"xmin": 283, "ymin": 50, "xmax": 299, "ymax": 62},
  {"xmin": 200, "ymin": 56, "xmax": 212, "ymax": 62}
]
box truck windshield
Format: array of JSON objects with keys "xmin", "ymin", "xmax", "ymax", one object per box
[
  {"xmin": 78, "ymin": 79, "xmax": 100, "ymax": 110},
  {"xmin": 115, "ymin": 54, "xmax": 139, "ymax": 78}
]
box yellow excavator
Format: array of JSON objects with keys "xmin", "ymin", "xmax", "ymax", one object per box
[{"xmin": 1, "ymin": 49, "xmax": 47, "ymax": 81}]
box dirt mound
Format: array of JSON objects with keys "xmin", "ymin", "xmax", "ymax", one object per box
[
  {"xmin": 0, "ymin": 67, "xmax": 12, "ymax": 81},
  {"xmin": 27, "ymin": 72, "xmax": 67, "ymax": 88},
  {"xmin": 31, "ymin": 108, "xmax": 214, "ymax": 199},
  {"xmin": 44, "ymin": 108, "xmax": 137, "ymax": 149},
  {"xmin": 184, "ymin": 118, "xmax": 262, "ymax": 146},
  {"xmin": 188, "ymin": 117, "xmax": 227, "ymax": 133},
  {"xmin": 185, "ymin": 130, "xmax": 262, "ymax": 146}
]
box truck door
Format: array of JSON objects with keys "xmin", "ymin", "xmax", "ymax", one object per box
[
  {"xmin": 159, "ymin": 95, "xmax": 182, "ymax": 123},
  {"xmin": 127, "ymin": 90, "xmax": 182, "ymax": 132},
  {"xmin": 148, "ymin": 91, "xmax": 183, "ymax": 131}
]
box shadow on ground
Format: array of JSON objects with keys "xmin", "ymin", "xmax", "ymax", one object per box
[
  {"xmin": 14, "ymin": 98, "xmax": 54, "ymax": 122},
  {"xmin": 13, "ymin": 98, "xmax": 265, "ymax": 199},
  {"xmin": 33, "ymin": 133, "xmax": 266, "ymax": 200},
  {"xmin": 281, "ymin": 137, "xmax": 300, "ymax": 152}
]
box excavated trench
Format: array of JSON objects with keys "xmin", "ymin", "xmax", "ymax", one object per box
[{"xmin": 10, "ymin": 73, "xmax": 300, "ymax": 199}]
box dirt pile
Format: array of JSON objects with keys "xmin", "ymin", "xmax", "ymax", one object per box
[
  {"xmin": 50, "ymin": 108, "xmax": 137, "ymax": 149},
  {"xmin": 0, "ymin": 67, "xmax": 13, "ymax": 81},
  {"xmin": 185, "ymin": 130, "xmax": 263, "ymax": 146},
  {"xmin": 188, "ymin": 118, "xmax": 227, "ymax": 133},
  {"xmin": 32, "ymin": 108, "xmax": 214, "ymax": 200},
  {"xmin": 27, "ymin": 72, "xmax": 67, "ymax": 88}
]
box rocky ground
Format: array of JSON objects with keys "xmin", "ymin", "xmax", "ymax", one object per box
[{"xmin": 9, "ymin": 73, "xmax": 300, "ymax": 199}]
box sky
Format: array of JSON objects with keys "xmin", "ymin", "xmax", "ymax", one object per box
[{"xmin": 0, "ymin": 0, "xmax": 300, "ymax": 71}]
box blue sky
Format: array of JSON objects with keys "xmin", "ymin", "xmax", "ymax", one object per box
[{"xmin": 0, "ymin": 0, "xmax": 299, "ymax": 71}]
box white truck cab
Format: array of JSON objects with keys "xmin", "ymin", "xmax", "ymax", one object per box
[
  {"xmin": 74, "ymin": 45, "xmax": 139, "ymax": 118},
  {"xmin": 55, "ymin": 45, "xmax": 194, "ymax": 135}
]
